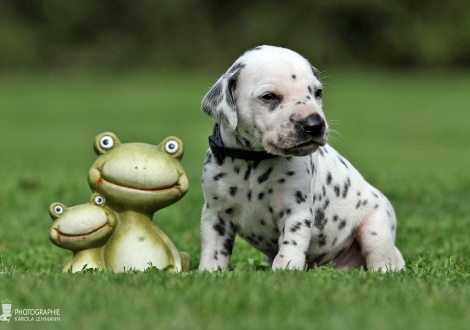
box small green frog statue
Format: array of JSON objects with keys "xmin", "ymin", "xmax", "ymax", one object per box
[
  {"xmin": 49, "ymin": 193, "xmax": 117, "ymax": 272},
  {"xmin": 50, "ymin": 132, "xmax": 191, "ymax": 273}
]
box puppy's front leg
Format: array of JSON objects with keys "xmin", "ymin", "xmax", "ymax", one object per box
[
  {"xmin": 198, "ymin": 207, "xmax": 236, "ymax": 271},
  {"xmin": 272, "ymin": 212, "xmax": 312, "ymax": 270}
]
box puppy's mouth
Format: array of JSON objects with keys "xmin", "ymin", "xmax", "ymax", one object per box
[{"xmin": 278, "ymin": 140, "xmax": 321, "ymax": 157}]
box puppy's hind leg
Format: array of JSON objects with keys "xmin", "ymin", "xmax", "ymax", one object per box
[{"xmin": 356, "ymin": 210, "xmax": 404, "ymax": 272}]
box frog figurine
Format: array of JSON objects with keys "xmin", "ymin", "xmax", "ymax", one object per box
[
  {"xmin": 49, "ymin": 193, "xmax": 117, "ymax": 272},
  {"xmin": 88, "ymin": 132, "xmax": 191, "ymax": 273}
]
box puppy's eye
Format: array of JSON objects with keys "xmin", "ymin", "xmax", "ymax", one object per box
[
  {"xmin": 260, "ymin": 93, "xmax": 278, "ymax": 101},
  {"xmin": 314, "ymin": 89, "xmax": 323, "ymax": 99}
]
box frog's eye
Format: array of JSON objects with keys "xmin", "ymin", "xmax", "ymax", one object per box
[
  {"xmin": 165, "ymin": 140, "xmax": 179, "ymax": 154},
  {"xmin": 94, "ymin": 195, "xmax": 105, "ymax": 205},
  {"xmin": 100, "ymin": 135, "xmax": 114, "ymax": 149},
  {"xmin": 53, "ymin": 205, "xmax": 64, "ymax": 215}
]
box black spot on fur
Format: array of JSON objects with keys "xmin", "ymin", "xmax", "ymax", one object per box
[
  {"xmin": 318, "ymin": 148, "xmax": 324, "ymax": 157},
  {"xmin": 260, "ymin": 219, "xmax": 266, "ymax": 225},
  {"xmin": 258, "ymin": 167, "xmax": 273, "ymax": 183},
  {"xmin": 338, "ymin": 220, "xmax": 347, "ymax": 229},
  {"xmin": 213, "ymin": 173, "xmax": 227, "ymax": 181},
  {"xmin": 252, "ymin": 160, "xmax": 262, "ymax": 170},
  {"xmin": 290, "ymin": 222, "xmax": 302, "ymax": 233},
  {"xmin": 286, "ymin": 171, "xmax": 295, "ymax": 176},
  {"xmin": 258, "ymin": 192, "xmax": 265, "ymax": 200},
  {"xmin": 213, "ymin": 215, "xmax": 226, "ymax": 236},
  {"xmin": 278, "ymin": 178, "xmax": 286, "ymax": 184},
  {"xmin": 292, "ymin": 74, "xmax": 296, "ymax": 79},
  {"xmin": 225, "ymin": 208, "xmax": 233, "ymax": 214},
  {"xmin": 304, "ymin": 219, "xmax": 312, "ymax": 228},
  {"xmin": 234, "ymin": 166, "xmax": 240, "ymax": 174},
  {"xmin": 326, "ymin": 172, "xmax": 332, "ymax": 185},
  {"xmin": 334, "ymin": 185, "xmax": 340, "ymax": 197},
  {"xmin": 342, "ymin": 178, "xmax": 351, "ymax": 198},
  {"xmin": 356, "ymin": 201, "xmax": 361, "ymax": 209},
  {"xmin": 247, "ymin": 190, "xmax": 252, "ymax": 201},
  {"xmin": 338, "ymin": 156, "xmax": 349, "ymax": 168},
  {"xmin": 221, "ymin": 235, "xmax": 235, "ymax": 256},
  {"xmin": 229, "ymin": 186, "xmax": 238, "ymax": 196},
  {"xmin": 314, "ymin": 208, "xmax": 327, "ymax": 231},
  {"xmin": 323, "ymin": 199, "xmax": 330, "ymax": 210},
  {"xmin": 295, "ymin": 191, "xmax": 307, "ymax": 204},
  {"xmin": 244, "ymin": 165, "xmax": 252, "ymax": 180}
]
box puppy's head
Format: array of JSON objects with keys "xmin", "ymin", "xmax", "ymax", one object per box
[{"xmin": 202, "ymin": 45, "xmax": 328, "ymax": 157}]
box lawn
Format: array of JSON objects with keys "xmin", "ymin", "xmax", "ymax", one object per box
[{"xmin": 0, "ymin": 68, "xmax": 469, "ymax": 329}]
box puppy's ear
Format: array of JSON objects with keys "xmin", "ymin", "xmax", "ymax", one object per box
[
  {"xmin": 311, "ymin": 65, "xmax": 321, "ymax": 81},
  {"xmin": 202, "ymin": 63, "xmax": 244, "ymax": 130}
]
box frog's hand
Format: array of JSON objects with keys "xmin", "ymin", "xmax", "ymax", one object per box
[
  {"xmin": 179, "ymin": 252, "xmax": 191, "ymax": 272},
  {"xmin": 150, "ymin": 223, "xmax": 183, "ymax": 272}
]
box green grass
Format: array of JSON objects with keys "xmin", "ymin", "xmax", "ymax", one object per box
[{"xmin": 0, "ymin": 69, "xmax": 470, "ymax": 329}]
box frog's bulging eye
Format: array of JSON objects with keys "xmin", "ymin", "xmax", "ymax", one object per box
[
  {"xmin": 100, "ymin": 136, "xmax": 114, "ymax": 149},
  {"xmin": 94, "ymin": 196, "xmax": 105, "ymax": 205},
  {"xmin": 54, "ymin": 205, "xmax": 64, "ymax": 215},
  {"xmin": 165, "ymin": 140, "xmax": 179, "ymax": 154}
]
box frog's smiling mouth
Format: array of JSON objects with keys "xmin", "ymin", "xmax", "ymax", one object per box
[
  {"xmin": 55, "ymin": 220, "xmax": 111, "ymax": 241},
  {"xmin": 97, "ymin": 173, "xmax": 183, "ymax": 193}
]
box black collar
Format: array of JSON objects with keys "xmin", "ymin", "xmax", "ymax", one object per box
[{"xmin": 208, "ymin": 124, "xmax": 278, "ymax": 161}]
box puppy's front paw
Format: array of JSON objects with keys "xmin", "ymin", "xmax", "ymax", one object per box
[{"xmin": 272, "ymin": 253, "xmax": 305, "ymax": 270}]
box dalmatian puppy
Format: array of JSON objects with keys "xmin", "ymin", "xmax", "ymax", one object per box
[{"xmin": 198, "ymin": 45, "xmax": 405, "ymax": 272}]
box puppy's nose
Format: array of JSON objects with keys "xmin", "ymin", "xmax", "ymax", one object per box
[{"xmin": 300, "ymin": 113, "xmax": 325, "ymax": 137}]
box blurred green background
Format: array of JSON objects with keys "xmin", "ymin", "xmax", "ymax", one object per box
[{"xmin": 1, "ymin": 0, "xmax": 469, "ymax": 72}]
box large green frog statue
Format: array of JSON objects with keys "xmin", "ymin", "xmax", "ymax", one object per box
[
  {"xmin": 88, "ymin": 132, "xmax": 191, "ymax": 273},
  {"xmin": 49, "ymin": 193, "xmax": 117, "ymax": 272}
]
